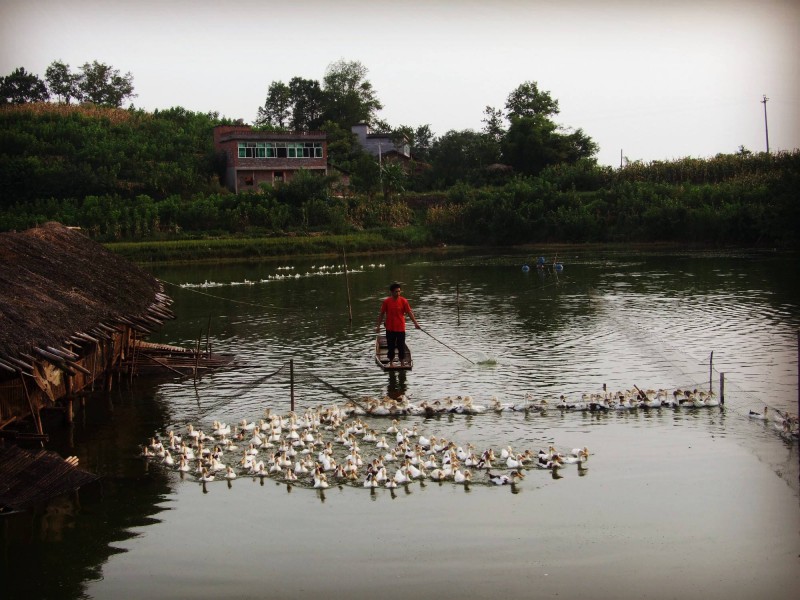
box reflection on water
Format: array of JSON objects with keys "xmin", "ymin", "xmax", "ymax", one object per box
[{"xmin": 2, "ymin": 248, "xmax": 799, "ymax": 599}]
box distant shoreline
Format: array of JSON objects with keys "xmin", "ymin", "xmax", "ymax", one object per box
[{"xmin": 105, "ymin": 232, "xmax": 787, "ymax": 266}]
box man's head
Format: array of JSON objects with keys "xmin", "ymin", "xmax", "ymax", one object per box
[{"xmin": 389, "ymin": 282, "xmax": 402, "ymax": 297}]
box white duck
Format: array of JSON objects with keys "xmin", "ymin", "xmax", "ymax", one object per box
[
  {"xmin": 488, "ymin": 470, "xmax": 524, "ymax": 485},
  {"xmin": 392, "ymin": 467, "xmax": 410, "ymax": 485},
  {"xmin": 313, "ymin": 471, "xmax": 329, "ymax": 489},
  {"xmin": 453, "ymin": 469, "xmax": 472, "ymax": 484}
]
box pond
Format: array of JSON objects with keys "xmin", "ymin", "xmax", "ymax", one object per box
[{"xmin": 3, "ymin": 247, "xmax": 799, "ymax": 600}]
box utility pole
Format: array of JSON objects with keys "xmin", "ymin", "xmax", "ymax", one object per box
[{"xmin": 761, "ymin": 95, "xmax": 770, "ymax": 153}]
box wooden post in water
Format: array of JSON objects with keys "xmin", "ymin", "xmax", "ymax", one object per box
[
  {"xmin": 206, "ymin": 314, "xmax": 212, "ymax": 355},
  {"xmin": 456, "ymin": 283, "xmax": 460, "ymax": 326},
  {"xmin": 194, "ymin": 332, "xmax": 202, "ymax": 382},
  {"xmin": 708, "ymin": 351, "xmax": 713, "ymax": 392},
  {"xmin": 719, "ymin": 372, "xmax": 725, "ymax": 406},
  {"xmin": 290, "ymin": 359, "xmax": 295, "ymax": 412},
  {"xmin": 343, "ymin": 249, "xmax": 353, "ymax": 323}
]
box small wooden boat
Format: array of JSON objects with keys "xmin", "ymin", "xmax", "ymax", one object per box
[{"xmin": 375, "ymin": 334, "xmax": 412, "ymax": 371}]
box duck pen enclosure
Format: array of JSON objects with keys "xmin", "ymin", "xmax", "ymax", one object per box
[{"xmin": 0, "ymin": 222, "xmax": 177, "ymax": 440}]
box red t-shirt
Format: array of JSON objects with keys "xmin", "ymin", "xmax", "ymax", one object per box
[{"xmin": 381, "ymin": 296, "xmax": 411, "ymax": 331}]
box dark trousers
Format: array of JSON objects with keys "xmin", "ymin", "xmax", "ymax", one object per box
[{"xmin": 386, "ymin": 330, "xmax": 406, "ymax": 361}]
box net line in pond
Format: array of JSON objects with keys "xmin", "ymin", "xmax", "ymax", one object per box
[
  {"xmin": 165, "ymin": 361, "xmax": 289, "ymax": 429},
  {"xmin": 160, "ymin": 279, "xmax": 294, "ymax": 311},
  {"xmin": 586, "ymin": 286, "xmax": 793, "ymax": 421}
]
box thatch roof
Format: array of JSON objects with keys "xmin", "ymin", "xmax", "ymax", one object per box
[
  {"xmin": 0, "ymin": 445, "xmax": 99, "ymax": 512},
  {"xmin": 0, "ymin": 222, "xmax": 162, "ymax": 361}
]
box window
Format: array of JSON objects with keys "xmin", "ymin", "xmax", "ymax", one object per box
[
  {"xmin": 238, "ymin": 142, "xmax": 266, "ymax": 158},
  {"xmin": 240, "ymin": 141, "xmax": 323, "ymax": 159}
]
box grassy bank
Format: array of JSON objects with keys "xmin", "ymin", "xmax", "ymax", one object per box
[{"xmin": 105, "ymin": 230, "xmax": 431, "ymax": 264}]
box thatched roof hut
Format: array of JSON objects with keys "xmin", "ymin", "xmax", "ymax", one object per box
[{"xmin": 0, "ymin": 222, "xmax": 164, "ymax": 364}]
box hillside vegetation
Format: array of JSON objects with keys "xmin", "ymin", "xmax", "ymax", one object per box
[{"xmin": 1, "ymin": 103, "xmax": 798, "ymax": 251}]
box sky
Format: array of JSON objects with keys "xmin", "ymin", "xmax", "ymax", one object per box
[{"xmin": 2, "ymin": 0, "xmax": 799, "ymax": 167}]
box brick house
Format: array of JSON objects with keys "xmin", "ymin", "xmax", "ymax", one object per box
[{"xmin": 213, "ymin": 125, "xmax": 327, "ymax": 193}]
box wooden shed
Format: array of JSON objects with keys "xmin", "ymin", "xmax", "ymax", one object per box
[{"xmin": 0, "ymin": 222, "xmax": 174, "ymax": 438}]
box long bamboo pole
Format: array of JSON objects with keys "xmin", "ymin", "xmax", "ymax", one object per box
[{"xmin": 419, "ymin": 328, "xmax": 475, "ymax": 364}]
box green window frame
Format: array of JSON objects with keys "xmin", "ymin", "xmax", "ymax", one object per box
[
  {"xmin": 240, "ymin": 141, "xmax": 322, "ymax": 159},
  {"xmin": 238, "ymin": 142, "xmax": 266, "ymax": 158}
]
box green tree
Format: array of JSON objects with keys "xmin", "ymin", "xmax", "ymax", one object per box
[
  {"xmin": 320, "ymin": 120, "xmax": 356, "ymax": 164},
  {"xmin": 321, "ymin": 59, "xmax": 383, "ymax": 128},
  {"xmin": 380, "ymin": 162, "xmax": 407, "ymax": 198},
  {"xmin": 255, "ymin": 81, "xmax": 292, "ymax": 128},
  {"xmin": 505, "ymin": 81, "xmax": 559, "ymax": 119},
  {"xmin": 77, "ymin": 61, "xmax": 135, "ymax": 107},
  {"xmin": 501, "ymin": 116, "xmax": 552, "ymax": 175},
  {"xmin": 45, "ymin": 60, "xmax": 79, "ymax": 104},
  {"xmin": 289, "ymin": 77, "xmax": 324, "ymax": 130},
  {"xmin": 499, "ymin": 81, "xmax": 596, "ymax": 176},
  {"xmin": 482, "ymin": 106, "xmax": 506, "ymax": 143},
  {"xmin": 0, "ymin": 67, "xmax": 49, "ymax": 104},
  {"xmin": 428, "ymin": 129, "xmax": 499, "ymax": 187}
]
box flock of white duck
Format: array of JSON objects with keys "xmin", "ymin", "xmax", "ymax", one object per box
[
  {"xmin": 178, "ymin": 263, "xmax": 385, "ymax": 289},
  {"xmin": 349, "ymin": 387, "xmax": 797, "ymax": 441},
  {"xmin": 140, "ymin": 402, "xmax": 590, "ymax": 491},
  {"xmin": 347, "ymin": 388, "xmax": 727, "ymax": 416},
  {"xmin": 140, "ymin": 386, "xmax": 798, "ymax": 491}
]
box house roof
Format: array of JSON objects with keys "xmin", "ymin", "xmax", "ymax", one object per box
[
  {"xmin": 0, "ymin": 223, "xmax": 162, "ymax": 362},
  {"xmin": 214, "ymin": 126, "xmax": 326, "ymax": 143}
]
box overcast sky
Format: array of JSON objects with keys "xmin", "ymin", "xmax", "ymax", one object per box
[{"xmin": 2, "ymin": 0, "xmax": 798, "ymax": 167}]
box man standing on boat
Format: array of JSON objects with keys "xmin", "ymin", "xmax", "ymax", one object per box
[{"xmin": 375, "ymin": 282, "xmax": 420, "ymax": 366}]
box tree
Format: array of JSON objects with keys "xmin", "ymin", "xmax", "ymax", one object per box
[
  {"xmin": 501, "ymin": 116, "xmax": 597, "ymax": 176},
  {"xmin": 45, "ymin": 60, "xmax": 79, "ymax": 104},
  {"xmin": 380, "ymin": 162, "xmax": 407, "ymax": 198},
  {"xmin": 503, "ymin": 116, "xmax": 561, "ymax": 175},
  {"xmin": 321, "ymin": 59, "xmax": 383, "ymax": 128},
  {"xmin": 392, "ymin": 124, "xmax": 435, "ymax": 162},
  {"xmin": 0, "ymin": 67, "xmax": 49, "ymax": 104},
  {"xmin": 505, "ymin": 81, "xmax": 559, "ymax": 119},
  {"xmin": 288, "ymin": 77, "xmax": 324, "ymax": 130},
  {"xmin": 482, "ymin": 106, "xmax": 506, "ymax": 143},
  {"xmin": 428, "ymin": 129, "xmax": 500, "ymax": 187},
  {"xmin": 77, "ymin": 61, "xmax": 135, "ymax": 107},
  {"xmin": 320, "ymin": 120, "xmax": 356, "ymax": 164},
  {"xmin": 256, "ymin": 81, "xmax": 292, "ymax": 128}
]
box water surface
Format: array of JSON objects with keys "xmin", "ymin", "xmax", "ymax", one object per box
[{"xmin": 3, "ymin": 248, "xmax": 799, "ymax": 599}]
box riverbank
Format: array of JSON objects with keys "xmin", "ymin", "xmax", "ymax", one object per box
[
  {"xmin": 104, "ymin": 229, "xmax": 432, "ymax": 264},
  {"xmin": 106, "ymin": 230, "xmax": 786, "ymax": 266}
]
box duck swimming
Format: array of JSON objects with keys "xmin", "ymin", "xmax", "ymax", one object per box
[
  {"xmin": 453, "ymin": 469, "xmax": 472, "ymax": 484},
  {"xmin": 488, "ymin": 470, "xmax": 524, "ymax": 485}
]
